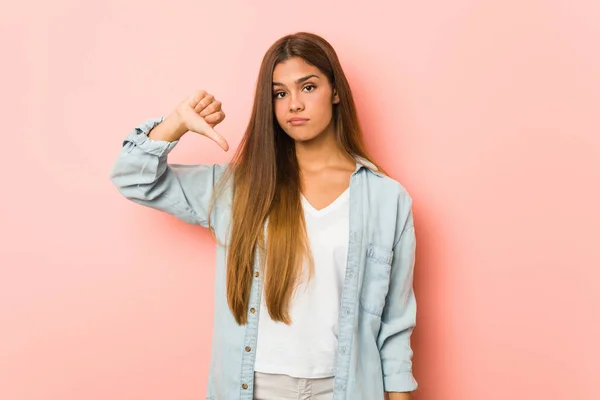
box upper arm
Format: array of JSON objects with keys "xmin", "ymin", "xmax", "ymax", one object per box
[{"xmin": 109, "ymin": 117, "xmax": 229, "ymax": 228}]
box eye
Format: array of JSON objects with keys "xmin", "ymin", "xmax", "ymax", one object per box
[
  {"xmin": 273, "ymin": 91, "xmax": 286, "ymax": 99},
  {"xmin": 303, "ymin": 84, "xmax": 316, "ymax": 92}
]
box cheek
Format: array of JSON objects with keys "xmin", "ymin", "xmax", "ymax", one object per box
[
  {"xmin": 274, "ymin": 102, "xmax": 286, "ymax": 124},
  {"xmin": 313, "ymin": 96, "xmax": 334, "ymax": 122}
]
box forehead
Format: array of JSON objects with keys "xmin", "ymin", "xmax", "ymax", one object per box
[{"xmin": 272, "ymin": 57, "xmax": 322, "ymax": 82}]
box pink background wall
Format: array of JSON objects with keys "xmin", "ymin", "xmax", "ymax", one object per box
[{"xmin": 1, "ymin": 1, "xmax": 599, "ymax": 399}]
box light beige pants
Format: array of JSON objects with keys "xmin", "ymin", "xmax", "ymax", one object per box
[{"xmin": 253, "ymin": 371, "xmax": 335, "ymax": 400}]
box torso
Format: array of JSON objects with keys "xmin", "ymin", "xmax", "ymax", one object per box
[{"xmin": 254, "ymin": 185, "xmax": 350, "ymax": 378}]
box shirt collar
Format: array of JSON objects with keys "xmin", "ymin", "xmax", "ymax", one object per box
[{"xmin": 353, "ymin": 156, "xmax": 384, "ymax": 177}]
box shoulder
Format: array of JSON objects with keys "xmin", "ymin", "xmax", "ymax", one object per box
[
  {"xmin": 363, "ymin": 172, "xmax": 415, "ymax": 244},
  {"xmin": 365, "ymin": 171, "xmax": 413, "ymax": 208}
]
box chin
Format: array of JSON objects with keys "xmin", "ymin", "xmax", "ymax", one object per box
[
  {"xmin": 288, "ymin": 131, "xmax": 321, "ymax": 142},
  {"xmin": 281, "ymin": 125, "xmax": 325, "ymax": 142}
]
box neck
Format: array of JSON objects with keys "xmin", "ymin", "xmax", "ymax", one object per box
[{"xmin": 295, "ymin": 122, "xmax": 354, "ymax": 173}]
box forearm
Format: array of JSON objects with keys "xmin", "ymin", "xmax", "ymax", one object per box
[
  {"xmin": 148, "ymin": 113, "xmax": 187, "ymax": 142},
  {"xmin": 379, "ymin": 213, "xmax": 418, "ymax": 395},
  {"xmin": 387, "ymin": 392, "xmax": 411, "ymax": 400}
]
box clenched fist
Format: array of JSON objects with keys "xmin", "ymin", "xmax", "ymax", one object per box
[{"xmin": 175, "ymin": 90, "xmax": 228, "ymax": 151}]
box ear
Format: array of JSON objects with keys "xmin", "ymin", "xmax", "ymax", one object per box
[{"xmin": 332, "ymin": 87, "xmax": 340, "ymax": 104}]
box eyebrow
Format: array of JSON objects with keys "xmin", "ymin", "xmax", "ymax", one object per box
[{"xmin": 272, "ymin": 74, "xmax": 320, "ymax": 87}]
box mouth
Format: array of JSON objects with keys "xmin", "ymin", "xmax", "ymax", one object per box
[{"xmin": 288, "ymin": 118, "xmax": 310, "ymax": 126}]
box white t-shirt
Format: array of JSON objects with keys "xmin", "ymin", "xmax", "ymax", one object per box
[{"xmin": 254, "ymin": 188, "xmax": 350, "ymax": 378}]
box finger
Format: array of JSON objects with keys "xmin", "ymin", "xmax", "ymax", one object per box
[
  {"xmin": 200, "ymin": 100, "xmax": 222, "ymax": 118},
  {"xmin": 203, "ymin": 125, "xmax": 229, "ymax": 152},
  {"xmin": 194, "ymin": 94, "xmax": 214, "ymax": 113},
  {"xmin": 188, "ymin": 90, "xmax": 207, "ymax": 108},
  {"xmin": 204, "ymin": 111, "xmax": 225, "ymax": 126},
  {"xmin": 188, "ymin": 116, "xmax": 229, "ymax": 152}
]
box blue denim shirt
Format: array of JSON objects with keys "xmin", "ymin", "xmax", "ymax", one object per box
[{"xmin": 109, "ymin": 117, "xmax": 418, "ymax": 399}]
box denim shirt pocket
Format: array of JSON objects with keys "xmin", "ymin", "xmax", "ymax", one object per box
[{"xmin": 360, "ymin": 244, "xmax": 394, "ymax": 317}]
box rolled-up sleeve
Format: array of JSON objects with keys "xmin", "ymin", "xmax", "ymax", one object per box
[
  {"xmin": 377, "ymin": 199, "xmax": 418, "ymax": 392},
  {"xmin": 109, "ymin": 117, "xmax": 226, "ymax": 228}
]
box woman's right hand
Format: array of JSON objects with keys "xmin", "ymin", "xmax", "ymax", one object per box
[{"xmin": 172, "ymin": 90, "xmax": 229, "ymax": 151}]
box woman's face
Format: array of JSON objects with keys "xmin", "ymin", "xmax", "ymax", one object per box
[{"xmin": 272, "ymin": 57, "xmax": 340, "ymax": 142}]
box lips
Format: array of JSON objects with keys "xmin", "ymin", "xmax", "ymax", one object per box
[{"xmin": 288, "ymin": 117, "xmax": 309, "ymax": 123}]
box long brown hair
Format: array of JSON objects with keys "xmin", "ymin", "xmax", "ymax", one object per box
[{"xmin": 209, "ymin": 32, "xmax": 384, "ymax": 325}]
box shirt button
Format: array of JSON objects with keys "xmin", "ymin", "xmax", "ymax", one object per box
[
  {"xmin": 254, "ymin": 271, "xmax": 260, "ymax": 278},
  {"xmin": 245, "ymin": 346, "xmax": 251, "ymax": 352},
  {"xmin": 242, "ymin": 383, "xmax": 248, "ymax": 389},
  {"xmin": 250, "ymin": 308, "xmax": 256, "ymax": 314}
]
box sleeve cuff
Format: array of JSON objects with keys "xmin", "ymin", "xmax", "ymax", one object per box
[
  {"xmin": 122, "ymin": 116, "xmax": 179, "ymax": 157},
  {"xmin": 383, "ymin": 372, "xmax": 418, "ymax": 393}
]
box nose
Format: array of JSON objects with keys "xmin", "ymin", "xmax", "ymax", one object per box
[{"xmin": 288, "ymin": 94, "xmax": 304, "ymax": 112}]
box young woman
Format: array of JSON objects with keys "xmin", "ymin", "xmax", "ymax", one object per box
[{"xmin": 110, "ymin": 32, "xmax": 417, "ymax": 400}]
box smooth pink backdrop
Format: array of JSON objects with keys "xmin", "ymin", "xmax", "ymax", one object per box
[{"xmin": 1, "ymin": 1, "xmax": 599, "ymax": 399}]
